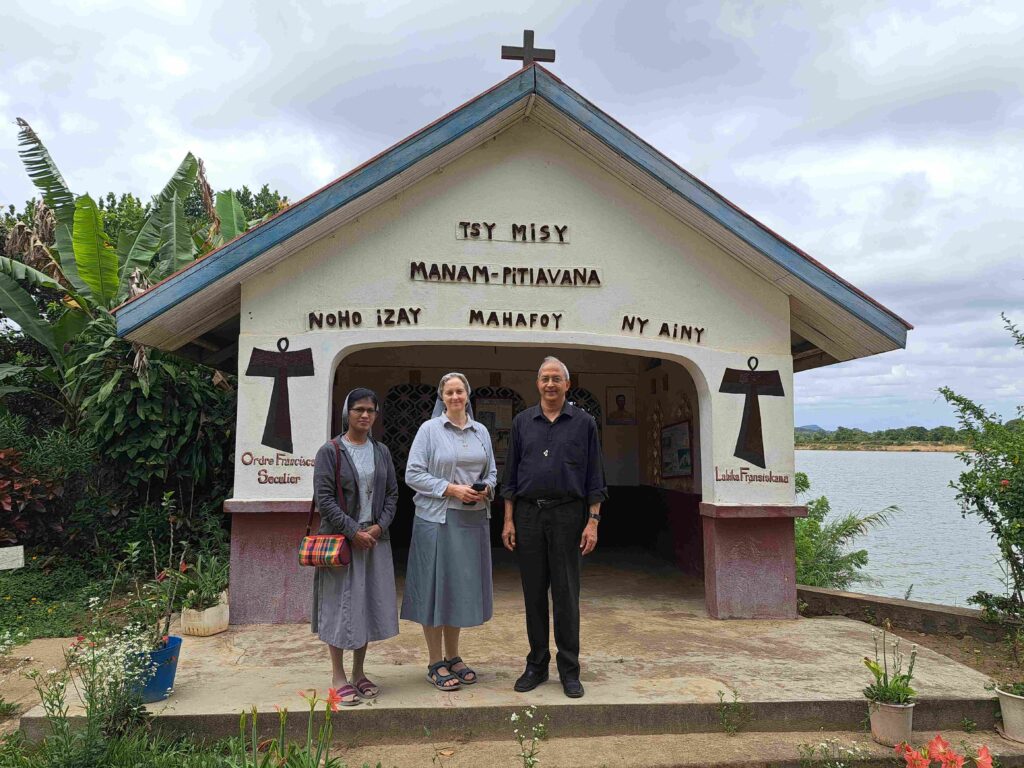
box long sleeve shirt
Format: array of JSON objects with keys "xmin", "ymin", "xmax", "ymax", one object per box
[
  {"xmin": 405, "ymin": 415, "xmax": 498, "ymax": 523},
  {"xmin": 313, "ymin": 437, "xmax": 398, "ymax": 539},
  {"xmin": 501, "ymin": 402, "xmax": 608, "ymax": 505}
]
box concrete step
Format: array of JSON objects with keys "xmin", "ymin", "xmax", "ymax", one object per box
[{"xmin": 20, "ymin": 691, "xmax": 999, "ymax": 746}]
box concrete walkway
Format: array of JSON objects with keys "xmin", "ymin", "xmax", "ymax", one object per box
[{"xmin": 20, "ymin": 551, "xmax": 996, "ymax": 745}]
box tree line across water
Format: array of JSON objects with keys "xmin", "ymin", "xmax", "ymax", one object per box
[{"xmin": 796, "ymin": 424, "xmax": 982, "ymax": 447}]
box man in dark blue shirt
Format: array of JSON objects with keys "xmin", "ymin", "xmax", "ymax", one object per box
[{"xmin": 501, "ymin": 356, "xmax": 607, "ymax": 698}]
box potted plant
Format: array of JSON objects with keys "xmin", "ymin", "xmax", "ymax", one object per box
[
  {"xmin": 175, "ymin": 553, "xmax": 230, "ymax": 637},
  {"xmin": 104, "ymin": 540, "xmax": 185, "ymax": 704},
  {"xmin": 992, "ymin": 680, "xmax": 1024, "ymax": 743},
  {"xmin": 863, "ymin": 629, "xmax": 918, "ymax": 747}
]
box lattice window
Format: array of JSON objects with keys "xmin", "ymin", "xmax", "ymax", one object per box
[
  {"xmin": 568, "ymin": 387, "xmax": 602, "ymax": 440},
  {"xmin": 383, "ymin": 383, "xmax": 437, "ymax": 473}
]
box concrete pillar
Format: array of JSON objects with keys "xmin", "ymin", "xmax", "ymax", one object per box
[
  {"xmin": 227, "ymin": 501, "xmax": 314, "ymax": 624},
  {"xmin": 700, "ymin": 503, "xmax": 807, "ymax": 619}
]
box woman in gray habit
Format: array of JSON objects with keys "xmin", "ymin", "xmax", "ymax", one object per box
[
  {"xmin": 312, "ymin": 387, "xmax": 399, "ymax": 706},
  {"xmin": 402, "ymin": 372, "xmax": 498, "ymax": 691}
]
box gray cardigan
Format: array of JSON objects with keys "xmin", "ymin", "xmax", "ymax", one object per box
[
  {"xmin": 313, "ymin": 436, "xmax": 398, "ymax": 540},
  {"xmin": 405, "ymin": 415, "xmax": 498, "ymax": 523}
]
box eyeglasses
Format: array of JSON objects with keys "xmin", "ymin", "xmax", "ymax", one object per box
[
  {"xmin": 538, "ymin": 376, "xmax": 565, "ymax": 384},
  {"xmin": 349, "ymin": 407, "xmax": 377, "ymax": 416}
]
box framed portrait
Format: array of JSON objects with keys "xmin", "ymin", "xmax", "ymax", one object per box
[
  {"xmin": 661, "ymin": 421, "xmax": 693, "ymax": 478},
  {"xmin": 475, "ymin": 397, "xmax": 516, "ymax": 465},
  {"xmin": 606, "ymin": 386, "xmax": 637, "ymax": 426}
]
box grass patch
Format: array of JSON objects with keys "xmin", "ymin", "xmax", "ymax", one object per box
[
  {"xmin": 0, "ymin": 559, "xmax": 108, "ymax": 641},
  {"xmin": 0, "ymin": 697, "xmax": 19, "ymax": 718}
]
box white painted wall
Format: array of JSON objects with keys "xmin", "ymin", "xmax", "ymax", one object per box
[{"xmin": 231, "ymin": 120, "xmax": 795, "ymax": 507}]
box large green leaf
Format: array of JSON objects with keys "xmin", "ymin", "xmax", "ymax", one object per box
[
  {"xmin": 154, "ymin": 191, "xmax": 194, "ymax": 280},
  {"xmin": 0, "ymin": 273, "xmax": 56, "ymax": 356},
  {"xmin": 72, "ymin": 195, "xmax": 119, "ymax": 307},
  {"xmin": 14, "ymin": 118, "xmax": 87, "ymax": 292},
  {"xmin": 53, "ymin": 309, "xmax": 89, "ymax": 350},
  {"xmin": 0, "ymin": 256, "xmax": 64, "ymax": 292},
  {"xmin": 118, "ymin": 154, "xmax": 199, "ymax": 297},
  {"xmin": 116, "ymin": 222, "xmax": 160, "ymax": 298},
  {"xmin": 214, "ymin": 190, "xmax": 247, "ymax": 244}
]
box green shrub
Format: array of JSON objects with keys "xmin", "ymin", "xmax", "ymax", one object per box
[
  {"xmin": 795, "ymin": 472, "xmax": 895, "ymax": 591},
  {"xmin": 0, "ymin": 560, "xmax": 102, "ymax": 640}
]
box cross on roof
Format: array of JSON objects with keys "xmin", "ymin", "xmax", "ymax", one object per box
[{"xmin": 501, "ymin": 29, "xmax": 555, "ymax": 68}]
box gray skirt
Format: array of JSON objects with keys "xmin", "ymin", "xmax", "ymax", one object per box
[
  {"xmin": 314, "ymin": 540, "xmax": 399, "ymax": 650},
  {"xmin": 400, "ymin": 507, "xmax": 494, "ymax": 628}
]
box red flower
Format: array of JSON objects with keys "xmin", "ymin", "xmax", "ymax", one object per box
[
  {"xmin": 895, "ymin": 743, "xmax": 930, "ymax": 768},
  {"xmin": 928, "ymin": 734, "xmax": 951, "ymax": 760},
  {"xmin": 71, "ymin": 635, "xmax": 85, "ymax": 646},
  {"xmin": 326, "ymin": 688, "xmax": 342, "ymax": 712},
  {"xmin": 976, "ymin": 745, "xmax": 993, "ymax": 768},
  {"xmin": 940, "ymin": 752, "xmax": 964, "ymax": 768},
  {"xmin": 156, "ymin": 570, "xmax": 167, "ymax": 583},
  {"xmin": 1001, "ymin": 479, "xmax": 1010, "ymax": 488},
  {"xmin": 179, "ymin": 560, "xmax": 188, "ymax": 573}
]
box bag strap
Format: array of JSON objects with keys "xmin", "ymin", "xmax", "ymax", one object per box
[{"xmin": 305, "ymin": 439, "xmax": 349, "ymax": 536}]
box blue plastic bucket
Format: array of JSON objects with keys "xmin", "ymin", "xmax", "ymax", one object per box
[{"xmin": 138, "ymin": 635, "xmax": 182, "ymax": 703}]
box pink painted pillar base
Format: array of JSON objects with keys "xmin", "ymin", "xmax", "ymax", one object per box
[
  {"xmin": 227, "ymin": 501, "xmax": 314, "ymax": 624},
  {"xmin": 700, "ymin": 503, "xmax": 807, "ymax": 620}
]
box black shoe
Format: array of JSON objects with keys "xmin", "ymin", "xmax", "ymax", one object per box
[
  {"xmin": 561, "ymin": 677, "xmax": 584, "ymax": 698},
  {"xmin": 513, "ymin": 668, "xmax": 549, "ymax": 692}
]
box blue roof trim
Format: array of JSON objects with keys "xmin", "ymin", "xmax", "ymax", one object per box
[
  {"xmin": 116, "ymin": 64, "xmax": 908, "ymax": 349},
  {"xmin": 116, "ymin": 67, "xmax": 536, "ymax": 338},
  {"xmin": 534, "ymin": 69, "xmax": 908, "ymax": 347}
]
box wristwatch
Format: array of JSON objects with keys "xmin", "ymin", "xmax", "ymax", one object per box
[{"xmin": 588, "ymin": 512, "xmax": 601, "ymax": 522}]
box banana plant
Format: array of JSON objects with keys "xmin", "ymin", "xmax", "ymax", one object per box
[{"xmin": 1, "ymin": 119, "xmax": 204, "ymax": 421}]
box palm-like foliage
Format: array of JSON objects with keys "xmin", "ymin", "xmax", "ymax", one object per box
[
  {"xmin": 795, "ymin": 471, "xmax": 896, "ymax": 590},
  {"xmin": 0, "ymin": 120, "xmax": 244, "ymax": 427}
]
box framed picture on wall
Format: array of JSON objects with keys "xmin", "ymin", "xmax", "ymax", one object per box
[
  {"xmin": 661, "ymin": 421, "xmax": 693, "ymax": 478},
  {"xmin": 606, "ymin": 386, "xmax": 637, "ymax": 425},
  {"xmin": 475, "ymin": 397, "xmax": 516, "ymax": 465}
]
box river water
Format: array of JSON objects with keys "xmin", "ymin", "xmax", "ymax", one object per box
[{"xmin": 794, "ymin": 450, "xmax": 1004, "ymax": 607}]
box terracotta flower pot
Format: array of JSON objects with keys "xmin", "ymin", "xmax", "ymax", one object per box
[
  {"xmin": 868, "ymin": 700, "xmax": 915, "ymax": 747},
  {"xmin": 180, "ymin": 591, "xmax": 229, "ymax": 637},
  {"xmin": 996, "ymin": 687, "xmax": 1024, "ymax": 743}
]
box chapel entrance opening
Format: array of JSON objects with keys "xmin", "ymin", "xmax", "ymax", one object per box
[{"xmin": 331, "ymin": 344, "xmax": 705, "ymax": 576}]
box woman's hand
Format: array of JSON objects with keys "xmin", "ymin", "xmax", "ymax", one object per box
[
  {"xmin": 352, "ymin": 531, "xmax": 377, "ymax": 550},
  {"xmin": 366, "ymin": 524, "xmax": 383, "ymax": 540},
  {"xmin": 444, "ymin": 484, "xmax": 485, "ymax": 504}
]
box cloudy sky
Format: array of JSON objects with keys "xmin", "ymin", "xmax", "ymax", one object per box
[{"xmin": 2, "ymin": 0, "xmax": 1021, "ymax": 430}]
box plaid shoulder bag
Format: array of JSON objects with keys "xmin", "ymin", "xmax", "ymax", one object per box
[{"xmin": 298, "ymin": 439, "xmax": 353, "ymax": 567}]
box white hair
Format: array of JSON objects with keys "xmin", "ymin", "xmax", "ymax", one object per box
[
  {"xmin": 437, "ymin": 371, "xmax": 471, "ymax": 400},
  {"xmin": 537, "ymin": 356, "xmax": 570, "ymax": 380}
]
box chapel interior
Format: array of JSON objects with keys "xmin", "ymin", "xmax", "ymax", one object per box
[{"xmin": 332, "ymin": 344, "xmax": 704, "ymax": 576}]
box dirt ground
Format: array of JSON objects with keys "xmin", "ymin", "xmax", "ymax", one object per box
[
  {"xmin": 894, "ymin": 626, "xmax": 1022, "ymax": 684},
  {"xmin": 0, "ymin": 637, "xmax": 71, "ymax": 736}
]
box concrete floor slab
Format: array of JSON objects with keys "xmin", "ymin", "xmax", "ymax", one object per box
[{"xmin": 20, "ymin": 551, "xmax": 997, "ymax": 744}]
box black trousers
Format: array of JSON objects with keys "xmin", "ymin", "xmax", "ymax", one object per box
[{"xmin": 514, "ymin": 497, "xmax": 586, "ymax": 680}]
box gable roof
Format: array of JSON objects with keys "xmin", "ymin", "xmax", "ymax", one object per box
[{"xmin": 114, "ymin": 65, "xmax": 910, "ymax": 371}]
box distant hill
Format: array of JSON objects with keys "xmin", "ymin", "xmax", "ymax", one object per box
[{"xmin": 795, "ymin": 425, "xmax": 826, "ymax": 433}]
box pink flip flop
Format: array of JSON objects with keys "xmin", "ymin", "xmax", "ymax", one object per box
[
  {"xmin": 334, "ymin": 684, "xmax": 362, "ymax": 706},
  {"xmin": 354, "ymin": 676, "xmax": 380, "ymax": 700}
]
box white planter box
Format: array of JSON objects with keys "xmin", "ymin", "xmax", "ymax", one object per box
[
  {"xmin": 868, "ymin": 700, "xmax": 914, "ymax": 747},
  {"xmin": 180, "ymin": 591, "xmax": 229, "ymax": 637}
]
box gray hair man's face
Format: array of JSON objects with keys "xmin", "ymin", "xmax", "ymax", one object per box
[{"xmin": 537, "ymin": 362, "xmax": 570, "ymax": 405}]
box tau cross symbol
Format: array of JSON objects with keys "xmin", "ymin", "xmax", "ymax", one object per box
[
  {"xmin": 245, "ymin": 337, "xmax": 315, "ymax": 453},
  {"xmin": 718, "ymin": 357, "xmax": 785, "ymax": 469},
  {"xmin": 501, "ymin": 29, "xmax": 556, "ymax": 68}
]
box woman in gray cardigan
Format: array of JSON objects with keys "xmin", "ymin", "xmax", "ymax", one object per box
[
  {"xmin": 312, "ymin": 387, "xmax": 399, "ymax": 706},
  {"xmin": 402, "ymin": 372, "xmax": 498, "ymax": 691}
]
